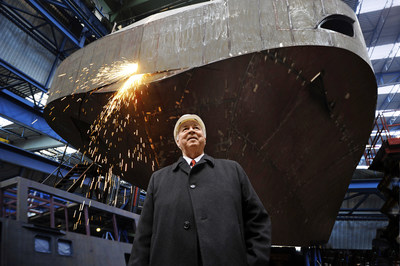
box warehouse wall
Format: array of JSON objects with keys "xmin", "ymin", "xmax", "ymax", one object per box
[
  {"xmin": 328, "ymin": 220, "xmax": 388, "ymax": 250},
  {"xmin": 0, "ymin": 13, "xmax": 56, "ymax": 86}
]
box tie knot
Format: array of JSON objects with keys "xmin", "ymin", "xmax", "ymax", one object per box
[{"xmin": 190, "ymin": 159, "xmax": 196, "ymax": 167}]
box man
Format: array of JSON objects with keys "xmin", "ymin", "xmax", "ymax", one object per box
[{"xmin": 129, "ymin": 114, "xmax": 271, "ymax": 266}]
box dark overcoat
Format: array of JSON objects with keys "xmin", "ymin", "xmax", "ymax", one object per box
[{"xmin": 128, "ymin": 154, "xmax": 271, "ymax": 266}]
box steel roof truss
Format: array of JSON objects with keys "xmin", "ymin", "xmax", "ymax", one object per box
[
  {"xmin": 367, "ymin": 2, "xmax": 393, "ymax": 57},
  {"xmin": 26, "ymin": 0, "xmax": 83, "ymax": 48},
  {"xmin": 0, "ymin": 1, "xmax": 61, "ymax": 55}
]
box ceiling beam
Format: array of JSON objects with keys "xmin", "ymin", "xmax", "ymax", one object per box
[
  {"xmin": 27, "ymin": 0, "xmax": 84, "ymax": 48},
  {"xmin": 0, "ymin": 1, "xmax": 61, "ymax": 56},
  {"xmin": 61, "ymin": 0, "xmax": 110, "ymax": 37},
  {"xmin": 14, "ymin": 135, "xmax": 64, "ymax": 151},
  {"xmin": 0, "ymin": 92, "xmax": 65, "ymax": 143},
  {"xmin": 375, "ymin": 71, "xmax": 400, "ymax": 86},
  {"xmin": 0, "ymin": 141, "xmax": 70, "ymax": 176},
  {"xmin": 0, "ymin": 58, "xmax": 47, "ymax": 93},
  {"xmin": 348, "ymin": 179, "xmax": 380, "ymax": 192}
]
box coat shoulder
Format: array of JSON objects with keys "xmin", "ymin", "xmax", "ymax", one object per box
[
  {"xmin": 213, "ymin": 158, "xmax": 240, "ymax": 168},
  {"xmin": 151, "ymin": 164, "xmax": 174, "ymax": 179}
]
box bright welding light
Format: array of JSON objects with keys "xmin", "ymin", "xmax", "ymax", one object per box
[
  {"xmin": 108, "ymin": 62, "xmax": 139, "ymax": 83},
  {"xmin": 88, "ymin": 61, "xmax": 152, "ymax": 169},
  {"xmin": 92, "ymin": 62, "xmax": 140, "ymax": 86},
  {"xmin": 119, "ymin": 63, "xmax": 139, "ymax": 77}
]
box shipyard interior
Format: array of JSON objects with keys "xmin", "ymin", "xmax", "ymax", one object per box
[{"xmin": 0, "ymin": 0, "xmax": 399, "ymax": 265}]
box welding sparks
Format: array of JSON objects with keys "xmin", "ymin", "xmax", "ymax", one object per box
[
  {"xmin": 101, "ymin": 73, "xmax": 145, "ymax": 123},
  {"xmin": 50, "ymin": 58, "xmax": 160, "ymax": 209},
  {"xmin": 86, "ymin": 60, "xmax": 154, "ymax": 178},
  {"xmin": 91, "ymin": 62, "xmax": 140, "ymax": 88},
  {"xmin": 89, "ymin": 62, "xmax": 144, "ymax": 134}
]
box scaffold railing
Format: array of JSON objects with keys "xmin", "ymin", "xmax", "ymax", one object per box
[{"xmin": 364, "ymin": 111, "xmax": 400, "ymax": 166}]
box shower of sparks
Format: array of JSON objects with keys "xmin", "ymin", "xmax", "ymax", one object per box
[
  {"xmin": 91, "ymin": 61, "xmax": 139, "ymax": 88},
  {"xmin": 48, "ymin": 60, "xmax": 161, "ymax": 213},
  {"xmin": 85, "ymin": 61, "xmax": 157, "ymax": 183},
  {"xmin": 98, "ymin": 73, "xmax": 144, "ymax": 125},
  {"xmin": 88, "ymin": 63, "xmax": 145, "ymax": 152}
]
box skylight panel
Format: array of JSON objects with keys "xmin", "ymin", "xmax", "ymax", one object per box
[
  {"xmin": 375, "ymin": 110, "xmax": 400, "ymax": 127},
  {"xmin": 375, "ymin": 109, "xmax": 400, "ymax": 118},
  {"xmin": 25, "ymin": 92, "xmax": 49, "ymax": 107},
  {"xmin": 378, "ymin": 84, "xmax": 400, "ymax": 95},
  {"xmin": 38, "ymin": 150, "xmax": 56, "ymax": 157},
  {"xmin": 369, "ymin": 42, "xmax": 400, "ymax": 60},
  {"xmin": 373, "ymin": 129, "xmax": 400, "ymax": 138},
  {"xmin": 389, "ymin": 130, "xmax": 400, "ymax": 137},
  {"xmin": 54, "ymin": 145, "xmax": 79, "ymax": 155},
  {"xmin": 356, "ymin": 0, "xmax": 400, "ymax": 14},
  {"xmin": 369, "ymin": 128, "xmax": 400, "ymax": 138},
  {"xmin": 0, "ymin": 116, "xmax": 13, "ymax": 127}
]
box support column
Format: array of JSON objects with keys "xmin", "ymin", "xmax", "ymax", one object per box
[
  {"xmin": 133, "ymin": 187, "xmax": 139, "ymax": 213},
  {"xmin": 16, "ymin": 179, "xmax": 28, "ymax": 223},
  {"xmin": 84, "ymin": 205, "xmax": 90, "ymax": 236},
  {"xmin": 112, "ymin": 214, "xmax": 118, "ymax": 241},
  {"xmin": 50, "ymin": 195, "xmax": 55, "ymax": 228},
  {"xmin": 0, "ymin": 188, "xmax": 3, "ymax": 218},
  {"xmin": 64, "ymin": 206, "xmax": 69, "ymax": 232}
]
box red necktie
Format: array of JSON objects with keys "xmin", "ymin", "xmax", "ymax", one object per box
[{"xmin": 190, "ymin": 159, "xmax": 196, "ymax": 167}]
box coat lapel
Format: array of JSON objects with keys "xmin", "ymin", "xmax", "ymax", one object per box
[
  {"xmin": 173, "ymin": 156, "xmax": 190, "ymax": 175},
  {"xmin": 196, "ymin": 154, "xmax": 215, "ymax": 168}
]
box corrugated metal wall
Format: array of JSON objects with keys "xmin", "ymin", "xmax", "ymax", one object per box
[
  {"xmin": 0, "ymin": 14, "xmax": 57, "ymax": 87},
  {"xmin": 328, "ymin": 220, "xmax": 388, "ymax": 250}
]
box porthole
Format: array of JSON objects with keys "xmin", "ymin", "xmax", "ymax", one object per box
[{"xmin": 319, "ymin": 14, "xmax": 355, "ymax": 37}]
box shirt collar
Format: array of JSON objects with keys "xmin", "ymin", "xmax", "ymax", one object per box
[
  {"xmin": 183, "ymin": 153, "xmax": 204, "ymax": 166},
  {"xmin": 172, "ymin": 154, "xmax": 214, "ymax": 171}
]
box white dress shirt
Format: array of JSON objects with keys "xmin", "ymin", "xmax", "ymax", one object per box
[{"xmin": 183, "ymin": 153, "xmax": 204, "ymax": 168}]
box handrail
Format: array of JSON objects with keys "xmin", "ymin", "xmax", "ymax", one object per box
[
  {"xmin": 41, "ymin": 163, "xmax": 68, "ymax": 185},
  {"xmin": 41, "ymin": 145, "xmax": 71, "ymax": 185},
  {"xmin": 364, "ymin": 111, "xmax": 400, "ymax": 166}
]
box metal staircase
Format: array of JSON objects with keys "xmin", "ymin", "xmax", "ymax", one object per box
[
  {"xmin": 54, "ymin": 162, "xmax": 95, "ymax": 192},
  {"xmin": 364, "ymin": 113, "xmax": 400, "ymax": 263}
]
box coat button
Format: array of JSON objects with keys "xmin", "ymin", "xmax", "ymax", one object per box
[
  {"xmin": 183, "ymin": 221, "xmax": 190, "ymax": 230},
  {"xmin": 190, "ymin": 184, "xmax": 196, "ymax": 189}
]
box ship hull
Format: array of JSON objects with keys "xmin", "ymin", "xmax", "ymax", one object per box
[{"xmin": 45, "ymin": 45, "xmax": 376, "ymax": 245}]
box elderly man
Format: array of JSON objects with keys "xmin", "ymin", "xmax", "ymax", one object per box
[{"xmin": 129, "ymin": 114, "xmax": 271, "ymax": 266}]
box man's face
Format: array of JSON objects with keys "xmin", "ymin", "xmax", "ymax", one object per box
[{"xmin": 176, "ymin": 120, "xmax": 206, "ymax": 158}]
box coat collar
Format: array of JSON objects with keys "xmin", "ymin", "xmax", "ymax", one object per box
[{"xmin": 172, "ymin": 154, "xmax": 215, "ymax": 172}]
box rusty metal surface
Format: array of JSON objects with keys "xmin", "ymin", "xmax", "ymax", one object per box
[{"xmin": 45, "ymin": 0, "xmax": 377, "ymax": 246}]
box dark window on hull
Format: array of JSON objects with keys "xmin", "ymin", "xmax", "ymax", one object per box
[{"xmin": 319, "ymin": 15, "xmax": 355, "ymax": 37}]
